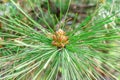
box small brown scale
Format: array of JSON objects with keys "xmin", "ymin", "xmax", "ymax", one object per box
[{"xmin": 52, "ymin": 29, "xmax": 69, "ymax": 48}]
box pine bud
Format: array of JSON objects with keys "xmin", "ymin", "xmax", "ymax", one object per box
[{"xmin": 52, "ymin": 29, "xmax": 69, "ymax": 48}]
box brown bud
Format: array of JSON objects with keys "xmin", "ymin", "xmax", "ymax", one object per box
[
  {"xmin": 52, "ymin": 35, "xmax": 57, "ymax": 41},
  {"xmin": 56, "ymin": 29, "xmax": 65, "ymax": 35},
  {"xmin": 52, "ymin": 29, "xmax": 69, "ymax": 48}
]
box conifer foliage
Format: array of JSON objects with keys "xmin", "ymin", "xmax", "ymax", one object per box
[{"xmin": 0, "ymin": 0, "xmax": 120, "ymax": 80}]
